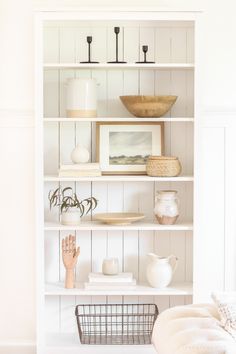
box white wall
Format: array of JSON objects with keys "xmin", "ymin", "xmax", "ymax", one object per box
[
  {"xmin": 0, "ymin": 0, "xmax": 35, "ymax": 349},
  {"xmin": 0, "ymin": 0, "xmax": 236, "ymax": 350}
]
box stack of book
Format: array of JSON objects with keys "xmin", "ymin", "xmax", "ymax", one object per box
[
  {"xmin": 59, "ymin": 163, "xmax": 101, "ymax": 177},
  {"xmin": 85, "ymin": 272, "xmax": 136, "ymax": 290}
]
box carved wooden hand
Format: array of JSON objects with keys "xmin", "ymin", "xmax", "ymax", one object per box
[{"xmin": 62, "ymin": 235, "xmax": 80, "ymax": 288}]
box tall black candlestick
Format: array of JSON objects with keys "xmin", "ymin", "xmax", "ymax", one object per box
[{"xmin": 107, "ymin": 27, "xmax": 127, "ymax": 64}]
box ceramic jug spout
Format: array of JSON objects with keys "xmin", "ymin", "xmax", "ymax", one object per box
[{"xmin": 147, "ymin": 253, "xmax": 158, "ymax": 262}]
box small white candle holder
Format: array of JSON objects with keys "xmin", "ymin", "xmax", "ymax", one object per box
[{"xmin": 102, "ymin": 258, "xmax": 119, "ymax": 275}]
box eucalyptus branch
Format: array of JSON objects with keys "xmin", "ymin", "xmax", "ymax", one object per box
[{"xmin": 48, "ymin": 186, "xmax": 98, "ymax": 216}]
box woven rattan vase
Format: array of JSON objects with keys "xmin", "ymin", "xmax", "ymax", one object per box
[{"xmin": 146, "ymin": 156, "xmax": 182, "ymax": 177}]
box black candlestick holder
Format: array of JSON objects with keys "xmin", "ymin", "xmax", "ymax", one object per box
[
  {"xmin": 80, "ymin": 36, "xmax": 99, "ymax": 64},
  {"xmin": 136, "ymin": 45, "xmax": 155, "ymax": 64},
  {"xmin": 107, "ymin": 27, "xmax": 127, "ymax": 64}
]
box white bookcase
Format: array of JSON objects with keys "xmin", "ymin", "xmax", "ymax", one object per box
[{"xmin": 35, "ymin": 8, "xmax": 201, "ymax": 354}]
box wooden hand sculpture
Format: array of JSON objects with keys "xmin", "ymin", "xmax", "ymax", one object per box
[{"xmin": 62, "ymin": 235, "xmax": 80, "ymax": 289}]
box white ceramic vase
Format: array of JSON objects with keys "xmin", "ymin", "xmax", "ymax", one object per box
[
  {"xmin": 71, "ymin": 144, "xmax": 90, "ymax": 164},
  {"xmin": 66, "ymin": 78, "xmax": 97, "ymax": 118},
  {"xmin": 61, "ymin": 208, "xmax": 81, "ymax": 226},
  {"xmin": 146, "ymin": 253, "xmax": 178, "ymax": 288},
  {"xmin": 154, "ymin": 190, "xmax": 179, "ymax": 225}
]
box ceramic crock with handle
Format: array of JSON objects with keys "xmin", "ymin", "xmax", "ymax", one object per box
[
  {"xmin": 66, "ymin": 78, "xmax": 97, "ymax": 118},
  {"xmin": 146, "ymin": 253, "xmax": 178, "ymax": 288}
]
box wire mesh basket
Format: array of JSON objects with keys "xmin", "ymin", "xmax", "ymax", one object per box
[{"xmin": 75, "ymin": 303, "xmax": 158, "ymax": 345}]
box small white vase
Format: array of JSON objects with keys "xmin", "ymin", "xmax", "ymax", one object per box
[
  {"xmin": 71, "ymin": 144, "xmax": 90, "ymax": 164},
  {"xmin": 146, "ymin": 253, "xmax": 178, "ymax": 288},
  {"xmin": 61, "ymin": 209, "xmax": 81, "ymax": 226}
]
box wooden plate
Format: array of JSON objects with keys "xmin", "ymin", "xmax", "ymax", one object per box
[{"xmin": 93, "ymin": 212, "xmax": 145, "ymax": 225}]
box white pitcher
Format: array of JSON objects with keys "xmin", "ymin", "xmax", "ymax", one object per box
[
  {"xmin": 146, "ymin": 253, "xmax": 178, "ymax": 288},
  {"xmin": 66, "ymin": 78, "xmax": 97, "ymax": 118}
]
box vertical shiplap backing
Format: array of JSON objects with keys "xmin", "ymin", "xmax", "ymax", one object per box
[{"xmin": 43, "ymin": 21, "xmax": 194, "ymax": 333}]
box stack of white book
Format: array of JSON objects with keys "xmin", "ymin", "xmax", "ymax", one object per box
[
  {"xmin": 59, "ymin": 163, "xmax": 101, "ymax": 177},
  {"xmin": 85, "ymin": 272, "xmax": 136, "ymax": 290}
]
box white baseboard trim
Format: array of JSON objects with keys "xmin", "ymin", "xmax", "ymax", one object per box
[{"xmin": 0, "ymin": 343, "xmax": 35, "ymax": 354}]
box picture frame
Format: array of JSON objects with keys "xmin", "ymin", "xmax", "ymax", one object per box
[{"xmin": 96, "ymin": 122, "xmax": 164, "ymax": 175}]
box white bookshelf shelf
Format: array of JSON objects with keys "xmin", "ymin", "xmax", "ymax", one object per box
[
  {"xmin": 45, "ymin": 282, "xmax": 193, "ymax": 296},
  {"xmin": 44, "ymin": 117, "xmax": 194, "ymax": 122},
  {"xmin": 46, "ymin": 333, "xmax": 157, "ymax": 354},
  {"xmin": 44, "ymin": 175, "xmax": 194, "ymax": 182},
  {"xmin": 44, "ymin": 62, "xmax": 194, "ymax": 70},
  {"xmin": 44, "ymin": 220, "xmax": 193, "ymax": 231},
  {"xmin": 38, "ymin": 11, "xmax": 197, "ymax": 354}
]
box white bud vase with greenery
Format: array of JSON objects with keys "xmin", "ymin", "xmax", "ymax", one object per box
[
  {"xmin": 48, "ymin": 187, "xmax": 98, "ymax": 226},
  {"xmin": 61, "ymin": 207, "xmax": 81, "ymax": 226}
]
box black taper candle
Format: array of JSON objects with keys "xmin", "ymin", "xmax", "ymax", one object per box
[
  {"xmin": 142, "ymin": 45, "xmax": 148, "ymax": 63},
  {"xmin": 114, "ymin": 27, "xmax": 120, "ymax": 62},
  {"xmin": 87, "ymin": 36, "xmax": 92, "ymax": 62}
]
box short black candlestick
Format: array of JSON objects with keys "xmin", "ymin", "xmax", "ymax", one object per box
[
  {"xmin": 136, "ymin": 45, "xmax": 155, "ymax": 64},
  {"xmin": 107, "ymin": 27, "xmax": 127, "ymax": 64},
  {"xmin": 80, "ymin": 36, "xmax": 99, "ymax": 64}
]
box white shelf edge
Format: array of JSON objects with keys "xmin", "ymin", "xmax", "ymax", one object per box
[
  {"xmin": 46, "ymin": 333, "xmax": 157, "ymax": 353},
  {"xmin": 44, "ymin": 117, "xmax": 194, "ymax": 122},
  {"xmin": 44, "ymin": 175, "xmax": 194, "ymax": 182},
  {"xmin": 45, "ymin": 282, "xmax": 193, "ymax": 296},
  {"xmin": 36, "ymin": 6, "xmax": 203, "ymax": 13},
  {"xmin": 44, "ymin": 220, "xmax": 193, "ymax": 231},
  {"xmin": 44, "ymin": 62, "xmax": 194, "ymax": 69}
]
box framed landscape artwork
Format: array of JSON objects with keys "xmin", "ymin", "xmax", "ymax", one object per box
[{"xmin": 96, "ymin": 122, "xmax": 164, "ymax": 174}]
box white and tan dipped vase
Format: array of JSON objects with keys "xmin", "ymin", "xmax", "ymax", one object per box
[
  {"xmin": 66, "ymin": 78, "xmax": 97, "ymax": 118},
  {"xmin": 154, "ymin": 190, "xmax": 179, "ymax": 225}
]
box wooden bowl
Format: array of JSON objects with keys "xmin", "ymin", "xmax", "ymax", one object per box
[{"xmin": 120, "ymin": 95, "xmax": 177, "ymax": 118}]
